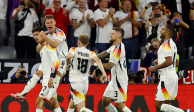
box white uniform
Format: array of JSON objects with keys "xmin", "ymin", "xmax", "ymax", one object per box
[
  {"xmin": 103, "ymin": 43, "xmax": 128, "ymax": 103},
  {"xmin": 69, "ymin": 47, "xmax": 96, "ymax": 105},
  {"xmin": 40, "ymin": 28, "xmax": 68, "ymax": 75},
  {"xmin": 155, "ymin": 39, "xmax": 178, "ymax": 101},
  {"xmin": 38, "ymin": 44, "xmax": 60, "ymax": 98}
]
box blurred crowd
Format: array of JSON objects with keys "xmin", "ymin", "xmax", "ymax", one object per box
[{"xmin": 1, "ymin": 0, "xmax": 194, "ymax": 65}]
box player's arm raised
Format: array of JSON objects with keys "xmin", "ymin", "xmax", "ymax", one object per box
[
  {"xmin": 66, "ymin": 52, "xmax": 73, "ymax": 70},
  {"xmin": 149, "ymin": 56, "xmax": 172, "ymax": 73},
  {"xmin": 102, "ymin": 62, "xmax": 115, "ymax": 70},
  {"xmin": 36, "ymin": 41, "xmax": 47, "ymax": 53},
  {"xmin": 39, "ymin": 31, "xmax": 61, "ymax": 48},
  {"xmin": 92, "ymin": 56, "xmax": 107, "ymax": 83}
]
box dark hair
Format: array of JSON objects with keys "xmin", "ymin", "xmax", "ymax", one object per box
[
  {"xmin": 98, "ymin": 0, "xmax": 102, "ymax": 3},
  {"xmin": 113, "ymin": 27, "xmax": 125, "ymax": 39},
  {"xmin": 78, "ymin": 34, "xmax": 90, "ymax": 45},
  {"xmin": 32, "ymin": 26, "xmax": 44, "ymax": 33},
  {"xmin": 165, "ymin": 25, "xmax": 175, "ymax": 37},
  {"xmin": 152, "ymin": 5, "xmax": 161, "ymax": 11},
  {"xmin": 18, "ymin": 65, "xmax": 25, "ymax": 69},
  {"xmin": 45, "ymin": 15, "xmax": 55, "ymax": 20},
  {"xmin": 122, "ymin": 0, "xmax": 132, "ymax": 5}
]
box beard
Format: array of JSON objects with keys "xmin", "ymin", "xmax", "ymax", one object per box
[
  {"xmin": 160, "ymin": 33, "xmax": 165, "ymax": 39},
  {"xmin": 109, "ymin": 38, "xmax": 115, "ymax": 43}
]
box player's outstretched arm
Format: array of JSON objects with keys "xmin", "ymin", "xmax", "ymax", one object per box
[
  {"xmin": 36, "ymin": 41, "xmax": 47, "ymax": 53},
  {"xmin": 149, "ymin": 56, "xmax": 172, "ymax": 73},
  {"xmin": 39, "ymin": 31, "xmax": 61, "ymax": 48},
  {"xmin": 97, "ymin": 51, "xmax": 110, "ymax": 59},
  {"xmin": 92, "ymin": 56, "xmax": 107, "ymax": 83}
]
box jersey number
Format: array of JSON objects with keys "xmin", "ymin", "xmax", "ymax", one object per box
[{"xmin": 77, "ymin": 58, "xmax": 88, "ymax": 73}]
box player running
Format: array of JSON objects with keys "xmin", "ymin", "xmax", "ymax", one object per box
[
  {"xmin": 66, "ymin": 34, "xmax": 107, "ymax": 112},
  {"xmin": 149, "ymin": 25, "xmax": 192, "ymax": 112},
  {"xmin": 97, "ymin": 27, "xmax": 132, "ymax": 112}
]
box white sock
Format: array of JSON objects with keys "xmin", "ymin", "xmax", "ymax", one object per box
[
  {"xmin": 105, "ymin": 103, "xmax": 118, "ymax": 112},
  {"xmin": 122, "ymin": 106, "xmax": 132, "ymax": 112},
  {"xmin": 21, "ymin": 74, "xmax": 40, "ymax": 96},
  {"xmin": 160, "ymin": 103, "xmax": 184, "ymax": 112},
  {"xmin": 80, "ymin": 107, "xmax": 93, "ymax": 112},
  {"xmin": 67, "ymin": 108, "xmax": 75, "ymax": 112},
  {"xmin": 53, "ymin": 107, "xmax": 62, "ymax": 112},
  {"xmin": 36, "ymin": 109, "xmax": 43, "ymax": 112},
  {"xmin": 47, "ymin": 76, "xmax": 61, "ymax": 99}
]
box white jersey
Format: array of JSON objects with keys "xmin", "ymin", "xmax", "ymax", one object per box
[
  {"xmin": 69, "ymin": 47, "xmax": 97, "ymax": 83},
  {"xmin": 39, "ymin": 44, "xmax": 59, "ymax": 77},
  {"xmin": 45, "ymin": 28, "xmax": 68, "ymax": 61},
  {"xmin": 107, "ymin": 43, "xmax": 128, "ymax": 85},
  {"xmin": 158, "ymin": 39, "xmax": 178, "ymax": 79}
]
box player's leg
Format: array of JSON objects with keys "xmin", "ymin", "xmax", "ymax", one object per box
[
  {"xmin": 36, "ymin": 96, "xmax": 44, "ymax": 112},
  {"xmin": 10, "ymin": 68, "xmax": 43, "ymax": 100},
  {"xmin": 102, "ymin": 82, "xmax": 118, "ymax": 112},
  {"xmin": 76, "ymin": 101, "xmax": 92, "ymax": 112},
  {"xmin": 50, "ymin": 97, "xmax": 62, "ymax": 112},
  {"xmin": 67, "ymin": 99, "xmax": 76, "ymax": 112},
  {"xmin": 116, "ymin": 102, "xmax": 131, "ymax": 112}
]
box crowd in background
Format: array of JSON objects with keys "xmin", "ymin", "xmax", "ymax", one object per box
[{"xmin": 1, "ymin": 0, "xmax": 194, "ymax": 83}]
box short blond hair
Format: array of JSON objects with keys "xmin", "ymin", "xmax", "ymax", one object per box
[
  {"xmin": 78, "ymin": 34, "xmax": 90, "ymax": 45},
  {"xmin": 45, "ymin": 15, "xmax": 55, "ymax": 20}
]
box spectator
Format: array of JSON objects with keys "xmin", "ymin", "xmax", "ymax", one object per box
[
  {"xmin": 0, "ymin": 0, "xmax": 8, "ymax": 47},
  {"xmin": 145, "ymin": 17, "xmax": 165, "ymax": 48},
  {"xmin": 12, "ymin": 0, "xmax": 39, "ymax": 59},
  {"xmin": 170, "ymin": 12, "xmax": 189, "ymax": 59},
  {"xmin": 140, "ymin": 2, "xmax": 170, "ymax": 27},
  {"xmin": 190, "ymin": 2, "xmax": 194, "ymax": 57},
  {"xmin": 114, "ymin": 0, "xmax": 142, "ymax": 60},
  {"xmin": 143, "ymin": 38, "xmax": 160, "ymax": 67},
  {"xmin": 45, "ymin": 0, "xmax": 70, "ymax": 40},
  {"xmin": 148, "ymin": 71, "xmax": 159, "ymax": 84},
  {"xmin": 10, "ymin": 65, "xmax": 32, "ymax": 83},
  {"xmin": 94, "ymin": 0, "xmax": 116, "ymax": 55},
  {"xmin": 89, "ymin": 69, "xmax": 108, "ymax": 83},
  {"xmin": 30, "ymin": 0, "xmax": 42, "ymax": 25},
  {"xmin": 128, "ymin": 69, "xmax": 142, "ymax": 84},
  {"xmin": 43, "ymin": 0, "xmax": 67, "ymax": 9},
  {"xmin": 9, "ymin": 0, "xmax": 20, "ymax": 47},
  {"xmin": 71, "ymin": 0, "xmax": 95, "ymax": 50}
]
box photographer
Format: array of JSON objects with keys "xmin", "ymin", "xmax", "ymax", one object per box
[
  {"xmin": 89, "ymin": 68, "xmax": 108, "ymax": 83},
  {"xmin": 10, "ymin": 65, "xmax": 32, "ymax": 83},
  {"xmin": 12, "ymin": 0, "xmax": 39, "ymax": 59},
  {"xmin": 143, "ymin": 38, "xmax": 160, "ymax": 67},
  {"xmin": 128, "ymin": 69, "xmax": 144, "ymax": 84}
]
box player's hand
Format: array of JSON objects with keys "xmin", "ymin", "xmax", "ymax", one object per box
[
  {"xmin": 40, "ymin": 31, "xmax": 46, "ymax": 38},
  {"xmin": 100, "ymin": 74, "xmax": 107, "ymax": 83},
  {"xmin": 48, "ymin": 78, "xmax": 54, "ymax": 88},
  {"xmin": 65, "ymin": 64, "xmax": 70, "ymax": 70},
  {"xmin": 149, "ymin": 66, "xmax": 156, "ymax": 73}
]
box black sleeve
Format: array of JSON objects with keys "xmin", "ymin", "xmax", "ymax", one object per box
[
  {"xmin": 89, "ymin": 76, "xmax": 96, "ymax": 83},
  {"xmin": 10, "ymin": 75, "xmax": 18, "ymax": 83}
]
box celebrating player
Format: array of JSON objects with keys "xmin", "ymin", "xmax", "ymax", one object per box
[
  {"xmin": 66, "ymin": 34, "xmax": 107, "ymax": 112},
  {"xmin": 11, "ymin": 15, "xmax": 68, "ymax": 104},
  {"xmin": 149, "ymin": 25, "xmax": 192, "ymax": 112},
  {"xmin": 97, "ymin": 27, "xmax": 131, "ymax": 112}
]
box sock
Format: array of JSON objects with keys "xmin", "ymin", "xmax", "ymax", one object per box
[
  {"xmin": 53, "ymin": 107, "xmax": 62, "ymax": 112},
  {"xmin": 36, "ymin": 109, "xmax": 43, "ymax": 112},
  {"xmin": 47, "ymin": 76, "xmax": 61, "ymax": 99},
  {"xmin": 21, "ymin": 74, "xmax": 40, "ymax": 96},
  {"xmin": 80, "ymin": 107, "xmax": 93, "ymax": 112},
  {"xmin": 105, "ymin": 103, "xmax": 118, "ymax": 112},
  {"xmin": 67, "ymin": 108, "xmax": 75, "ymax": 112},
  {"xmin": 160, "ymin": 104, "xmax": 184, "ymax": 112},
  {"xmin": 122, "ymin": 106, "xmax": 132, "ymax": 112}
]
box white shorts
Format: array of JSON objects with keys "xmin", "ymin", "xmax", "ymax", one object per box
[
  {"xmin": 38, "ymin": 61, "xmax": 66, "ymax": 77},
  {"xmin": 38, "ymin": 75, "xmax": 58, "ymax": 99},
  {"xmin": 70, "ymin": 82, "xmax": 88, "ymax": 105},
  {"xmin": 103, "ymin": 81, "xmax": 128, "ymax": 103},
  {"xmin": 155, "ymin": 78, "xmax": 178, "ymax": 101}
]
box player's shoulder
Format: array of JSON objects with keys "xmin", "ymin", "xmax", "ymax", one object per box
[
  {"xmin": 55, "ymin": 27, "xmax": 65, "ymax": 36},
  {"xmin": 45, "ymin": 30, "xmax": 49, "ymax": 35}
]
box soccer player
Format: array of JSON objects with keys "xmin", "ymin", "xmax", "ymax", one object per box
[
  {"xmin": 149, "ymin": 25, "xmax": 192, "ymax": 112},
  {"xmin": 10, "ymin": 15, "xmax": 68, "ymax": 103},
  {"xmin": 66, "ymin": 34, "xmax": 107, "ymax": 112},
  {"xmin": 97, "ymin": 27, "xmax": 132, "ymax": 112}
]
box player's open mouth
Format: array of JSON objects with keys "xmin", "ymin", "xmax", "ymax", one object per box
[{"xmin": 48, "ymin": 27, "xmax": 52, "ymax": 30}]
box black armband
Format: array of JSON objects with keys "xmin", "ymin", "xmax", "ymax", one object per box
[{"xmin": 50, "ymin": 71, "xmax": 57, "ymax": 78}]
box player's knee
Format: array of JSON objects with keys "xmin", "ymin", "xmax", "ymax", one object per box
[
  {"xmin": 102, "ymin": 97, "xmax": 110, "ymax": 107},
  {"xmin": 36, "ymin": 98, "xmax": 43, "ymax": 108},
  {"xmin": 116, "ymin": 103, "xmax": 125, "ymax": 111},
  {"xmin": 50, "ymin": 98, "xmax": 58, "ymax": 109},
  {"xmin": 155, "ymin": 102, "xmax": 161, "ymax": 110},
  {"xmin": 36, "ymin": 70, "xmax": 43, "ymax": 78}
]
